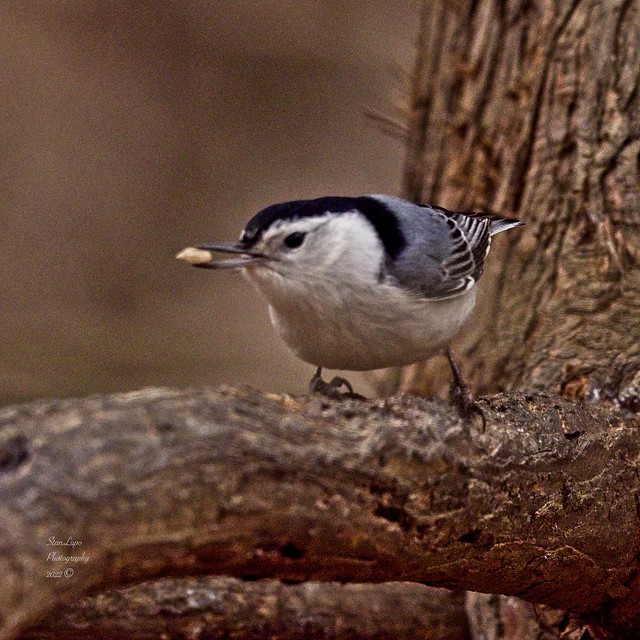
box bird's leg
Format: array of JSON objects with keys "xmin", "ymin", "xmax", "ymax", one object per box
[
  {"xmin": 446, "ymin": 347, "xmax": 486, "ymax": 432},
  {"xmin": 309, "ymin": 367, "xmax": 364, "ymax": 400}
]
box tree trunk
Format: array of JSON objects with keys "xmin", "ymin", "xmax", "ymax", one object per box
[
  {"xmin": 399, "ymin": 0, "xmax": 640, "ymax": 403},
  {"xmin": 397, "ymin": 0, "xmax": 640, "ymax": 637}
]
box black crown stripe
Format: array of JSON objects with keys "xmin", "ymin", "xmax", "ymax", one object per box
[{"xmin": 241, "ymin": 196, "xmax": 406, "ymax": 260}]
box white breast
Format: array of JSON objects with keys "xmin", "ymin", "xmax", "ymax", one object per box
[{"xmin": 266, "ymin": 281, "xmax": 477, "ymax": 371}]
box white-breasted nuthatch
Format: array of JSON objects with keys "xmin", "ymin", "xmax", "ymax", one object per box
[{"xmin": 177, "ymin": 195, "xmax": 523, "ymax": 421}]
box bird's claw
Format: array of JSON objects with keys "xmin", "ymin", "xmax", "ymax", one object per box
[
  {"xmin": 309, "ymin": 369, "xmax": 365, "ymax": 400},
  {"xmin": 449, "ymin": 381, "xmax": 486, "ymax": 433},
  {"xmin": 446, "ymin": 347, "xmax": 486, "ymax": 433}
]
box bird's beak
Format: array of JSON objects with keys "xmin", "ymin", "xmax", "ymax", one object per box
[{"xmin": 175, "ymin": 243, "xmax": 269, "ymax": 269}]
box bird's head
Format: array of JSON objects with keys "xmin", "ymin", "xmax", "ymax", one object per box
[{"xmin": 176, "ymin": 196, "xmax": 406, "ymax": 298}]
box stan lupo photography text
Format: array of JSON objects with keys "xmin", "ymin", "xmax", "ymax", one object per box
[{"xmin": 45, "ymin": 536, "xmax": 89, "ymax": 578}]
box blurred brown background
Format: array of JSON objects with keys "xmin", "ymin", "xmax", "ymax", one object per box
[{"xmin": 0, "ymin": 1, "xmax": 419, "ymax": 404}]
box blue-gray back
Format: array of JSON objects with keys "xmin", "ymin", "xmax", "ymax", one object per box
[{"xmin": 371, "ymin": 195, "xmax": 522, "ymax": 300}]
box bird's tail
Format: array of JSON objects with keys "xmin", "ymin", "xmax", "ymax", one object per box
[{"xmin": 489, "ymin": 217, "xmax": 524, "ymax": 236}]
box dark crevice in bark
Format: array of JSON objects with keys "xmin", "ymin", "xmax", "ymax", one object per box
[{"xmin": 510, "ymin": 1, "xmax": 583, "ymax": 213}]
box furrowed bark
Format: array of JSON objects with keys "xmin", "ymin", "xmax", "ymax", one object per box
[
  {"xmin": 20, "ymin": 579, "xmax": 469, "ymax": 640},
  {"xmin": 1, "ymin": 387, "xmax": 639, "ymax": 639},
  {"xmin": 399, "ymin": 0, "xmax": 640, "ymax": 401},
  {"xmin": 398, "ymin": 3, "xmax": 640, "ymax": 635}
]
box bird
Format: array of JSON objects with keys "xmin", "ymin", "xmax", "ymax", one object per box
[{"xmin": 176, "ymin": 194, "xmax": 523, "ymax": 423}]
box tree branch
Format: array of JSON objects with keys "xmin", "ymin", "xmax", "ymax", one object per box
[
  {"xmin": 2, "ymin": 386, "xmax": 639, "ymax": 639},
  {"xmin": 20, "ymin": 578, "xmax": 469, "ymax": 640}
]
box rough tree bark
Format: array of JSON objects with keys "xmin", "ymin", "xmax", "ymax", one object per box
[
  {"xmin": 3, "ymin": 1, "xmax": 640, "ymax": 639},
  {"xmin": 1, "ymin": 388, "xmax": 639, "ymax": 640},
  {"xmin": 396, "ymin": 1, "xmax": 640, "ymax": 637},
  {"xmin": 20, "ymin": 578, "xmax": 469, "ymax": 640},
  {"xmin": 399, "ymin": 0, "xmax": 640, "ymax": 401}
]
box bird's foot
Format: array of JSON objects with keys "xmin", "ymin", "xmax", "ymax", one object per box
[
  {"xmin": 449, "ymin": 380, "xmax": 486, "ymax": 432},
  {"xmin": 309, "ymin": 367, "xmax": 365, "ymax": 400},
  {"xmin": 446, "ymin": 348, "xmax": 486, "ymax": 433}
]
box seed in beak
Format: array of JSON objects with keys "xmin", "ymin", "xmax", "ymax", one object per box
[{"xmin": 175, "ymin": 247, "xmax": 215, "ymax": 265}]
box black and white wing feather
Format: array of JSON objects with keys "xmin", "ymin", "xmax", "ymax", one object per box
[
  {"xmin": 426, "ymin": 208, "xmax": 493, "ymax": 299},
  {"xmin": 380, "ymin": 198, "xmax": 522, "ymax": 300}
]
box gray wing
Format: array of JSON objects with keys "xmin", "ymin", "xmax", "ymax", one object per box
[{"xmin": 380, "ymin": 198, "xmax": 502, "ymax": 300}]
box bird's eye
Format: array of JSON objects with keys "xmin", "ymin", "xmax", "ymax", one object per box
[{"xmin": 283, "ymin": 232, "xmax": 306, "ymax": 249}]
